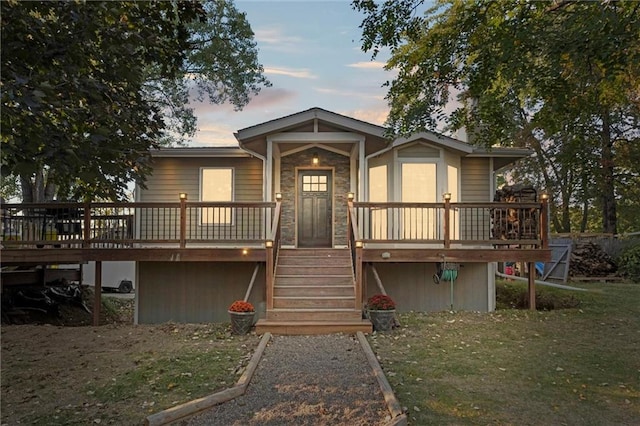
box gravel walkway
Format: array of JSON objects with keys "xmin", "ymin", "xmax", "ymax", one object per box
[{"xmin": 184, "ymin": 334, "xmax": 391, "ymax": 426}]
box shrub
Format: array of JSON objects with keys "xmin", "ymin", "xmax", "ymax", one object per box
[{"xmin": 617, "ymin": 243, "xmax": 640, "ymax": 282}]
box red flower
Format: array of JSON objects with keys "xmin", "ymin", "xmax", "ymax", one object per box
[
  {"xmin": 367, "ymin": 294, "xmax": 396, "ymax": 311},
  {"xmin": 228, "ymin": 300, "xmax": 255, "ymax": 312}
]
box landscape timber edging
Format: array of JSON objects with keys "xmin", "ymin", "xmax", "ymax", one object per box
[
  {"xmin": 356, "ymin": 331, "xmax": 408, "ymax": 426},
  {"xmin": 144, "ymin": 332, "xmax": 272, "ymax": 426}
]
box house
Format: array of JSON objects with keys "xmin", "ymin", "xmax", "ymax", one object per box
[{"xmin": 131, "ymin": 107, "xmax": 548, "ymax": 331}]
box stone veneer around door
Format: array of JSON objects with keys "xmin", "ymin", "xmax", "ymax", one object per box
[{"xmin": 279, "ymin": 148, "xmax": 351, "ymax": 246}]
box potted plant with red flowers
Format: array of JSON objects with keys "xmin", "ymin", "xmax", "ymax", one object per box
[
  {"xmin": 366, "ymin": 294, "xmax": 396, "ymax": 332},
  {"xmin": 228, "ymin": 300, "xmax": 255, "ymax": 335}
]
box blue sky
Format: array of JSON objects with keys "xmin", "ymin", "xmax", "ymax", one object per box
[{"xmin": 189, "ymin": 0, "xmax": 393, "ymax": 146}]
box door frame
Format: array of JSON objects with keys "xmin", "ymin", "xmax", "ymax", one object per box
[{"xmin": 294, "ymin": 166, "xmax": 335, "ymax": 248}]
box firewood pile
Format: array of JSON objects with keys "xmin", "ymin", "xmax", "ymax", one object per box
[
  {"xmin": 569, "ymin": 241, "xmax": 617, "ymax": 277},
  {"xmin": 492, "ymin": 185, "xmax": 539, "ymax": 240}
]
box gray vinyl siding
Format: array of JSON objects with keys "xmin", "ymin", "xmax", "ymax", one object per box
[
  {"xmin": 366, "ymin": 263, "xmax": 489, "ymax": 312},
  {"xmin": 137, "ymin": 157, "xmax": 264, "ymax": 241},
  {"xmin": 140, "ymin": 157, "xmax": 263, "ymax": 202},
  {"xmin": 459, "ymin": 157, "xmax": 491, "ymax": 240},
  {"xmin": 460, "ymin": 157, "xmax": 490, "ymax": 202},
  {"xmin": 397, "ymin": 143, "xmax": 440, "ymax": 158},
  {"xmin": 137, "ymin": 262, "xmax": 265, "ymax": 324}
]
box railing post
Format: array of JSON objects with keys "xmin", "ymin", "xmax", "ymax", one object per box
[
  {"xmin": 83, "ymin": 202, "xmax": 91, "ymax": 248},
  {"xmin": 266, "ymin": 241, "xmax": 274, "ymax": 310},
  {"xmin": 355, "ymin": 241, "xmax": 363, "ymax": 312},
  {"xmin": 540, "ymin": 193, "xmax": 549, "ymax": 249},
  {"xmin": 443, "ymin": 193, "xmax": 451, "ymax": 248},
  {"xmin": 179, "ymin": 193, "xmax": 187, "ymax": 249}
]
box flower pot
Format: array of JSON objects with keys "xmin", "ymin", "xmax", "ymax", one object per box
[
  {"xmin": 228, "ymin": 311, "xmax": 255, "ymax": 335},
  {"xmin": 368, "ymin": 309, "xmax": 395, "ymax": 332}
]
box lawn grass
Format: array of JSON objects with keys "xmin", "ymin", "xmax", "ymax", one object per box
[{"xmin": 368, "ymin": 280, "xmax": 640, "ymax": 425}]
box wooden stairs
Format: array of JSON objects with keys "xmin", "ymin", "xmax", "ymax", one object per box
[{"xmin": 255, "ymin": 248, "xmax": 372, "ymax": 335}]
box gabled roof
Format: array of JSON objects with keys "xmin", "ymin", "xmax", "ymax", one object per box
[
  {"xmin": 234, "ymin": 107, "xmax": 390, "ymax": 157},
  {"xmin": 152, "ymin": 108, "xmax": 532, "ymax": 171},
  {"xmin": 235, "ymin": 107, "xmax": 387, "ymax": 141},
  {"xmin": 392, "ymin": 132, "xmax": 475, "ymax": 154}
]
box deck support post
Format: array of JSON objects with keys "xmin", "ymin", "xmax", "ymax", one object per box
[
  {"xmin": 527, "ymin": 261, "xmax": 536, "ymax": 310},
  {"xmin": 93, "ymin": 261, "xmax": 102, "ymax": 326}
]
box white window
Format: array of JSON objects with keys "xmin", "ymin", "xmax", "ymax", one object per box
[
  {"xmin": 401, "ymin": 162, "xmax": 438, "ymax": 239},
  {"xmin": 200, "ymin": 168, "xmax": 233, "ymax": 225},
  {"xmin": 369, "ymin": 165, "xmax": 387, "ymax": 239}
]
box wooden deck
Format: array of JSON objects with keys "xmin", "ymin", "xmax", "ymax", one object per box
[{"xmin": 1, "ymin": 199, "xmax": 551, "ymax": 329}]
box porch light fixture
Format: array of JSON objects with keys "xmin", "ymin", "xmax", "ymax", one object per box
[
  {"xmin": 540, "ymin": 193, "xmax": 549, "ymax": 200},
  {"xmin": 312, "ymin": 152, "xmax": 319, "ymax": 166},
  {"xmin": 275, "ymin": 193, "xmax": 282, "ymax": 201},
  {"xmin": 179, "ymin": 192, "xmax": 188, "ymax": 200},
  {"xmin": 355, "ymin": 241, "xmax": 363, "ymax": 248},
  {"xmin": 242, "ymin": 248, "xmax": 249, "ymax": 255},
  {"xmin": 265, "ymin": 240, "xmax": 273, "ymax": 248},
  {"xmin": 347, "ymin": 192, "xmax": 354, "ymax": 201},
  {"xmin": 443, "ymin": 192, "xmax": 452, "ymax": 201}
]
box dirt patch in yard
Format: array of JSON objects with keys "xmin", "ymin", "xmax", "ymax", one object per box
[{"xmin": 1, "ymin": 292, "xmax": 260, "ymax": 425}]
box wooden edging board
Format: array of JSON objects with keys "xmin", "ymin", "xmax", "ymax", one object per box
[
  {"xmin": 356, "ymin": 331, "xmax": 408, "ymax": 426},
  {"xmin": 145, "ymin": 332, "xmax": 272, "ymax": 426}
]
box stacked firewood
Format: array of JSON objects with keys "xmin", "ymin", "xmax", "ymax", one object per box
[
  {"xmin": 569, "ymin": 241, "xmax": 617, "ymax": 277},
  {"xmin": 492, "ymin": 185, "xmax": 539, "ymax": 240}
]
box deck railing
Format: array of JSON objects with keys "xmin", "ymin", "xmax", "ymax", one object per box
[
  {"xmin": 1, "ymin": 201, "xmax": 278, "ymax": 249},
  {"xmin": 349, "ymin": 199, "xmax": 549, "ymax": 249}
]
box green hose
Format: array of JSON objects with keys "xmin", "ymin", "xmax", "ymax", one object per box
[{"xmin": 441, "ymin": 269, "xmax": 458, "ymax": 282}]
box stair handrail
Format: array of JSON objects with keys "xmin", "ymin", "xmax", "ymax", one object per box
[
  {"xmin": 347, "ymin": 197, "xmax": 363, "ymax": 312},
  {"xmin": 265, "ymin": 199, "xmax": 282, "ymax": 311}
]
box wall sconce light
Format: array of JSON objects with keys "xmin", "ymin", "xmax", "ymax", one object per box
[
  {"xmin": 179, "ymin": 193, "xmax": 188, "ymax": 200},
  {"xmin": 355, "ymin": 241, "xmax": 363, "ymax": 248},
  {"xmin": 443, "ymin": 192, "xmax": 452, "ymax": 201},
  {"xmin": 347, "ymin": 192, "xmax": 354, "ymax": 201},
  {"xmin": 242, "ymin": 248, "xmax": 248, "ymax": 255},
  {"xmin": 265, "ymin": 240, "xmax": 273, "ymax": 248},
  {"xmin": 275, "ymin": 193, "xmax": 282, "ymax": 201},
  {"xmin": 540, "ymin": 193, "xmax": 549, "ymax": 200},
  {"xmin": 312, "ymin": 152, "xmax": 319, "ymax": 166}
]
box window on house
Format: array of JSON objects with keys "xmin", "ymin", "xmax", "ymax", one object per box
[
  {"xmin": 369, "ymin": 165, "xmax": 387, "ymax": 239},
  {"xmin": 401, "ymin": 162, "xmax": 437, "ymax": 239},
  {"xmin": 200, "ymin": 168, "xmax": 233, "ymax": 225}
]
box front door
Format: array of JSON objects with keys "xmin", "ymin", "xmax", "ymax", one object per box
[{"xmin": 297, "ymin": 170, "xmax": 332, "ymax": 247}]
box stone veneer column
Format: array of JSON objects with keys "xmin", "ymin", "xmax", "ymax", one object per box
[{"xmin": 279, "ymin": 148, "xmax": 351, "ymax": 247}]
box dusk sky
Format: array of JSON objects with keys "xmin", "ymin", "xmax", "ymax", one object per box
[{"xmin": 188, "ymin": 0, "xmax": 394, "ymax": 146}]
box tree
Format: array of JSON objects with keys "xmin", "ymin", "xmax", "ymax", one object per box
[
  {"xmin": 354, "ymin": 0, "xmax": 640, "ymax": 234},
  {"xmin": 1, "ymin": 0, "xmax": 269, "ymax": 202}
]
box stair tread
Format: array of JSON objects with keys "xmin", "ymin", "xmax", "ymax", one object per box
[
  {"xmin": 274, "ymin": 284, "xmax": 352, "ymax": 287},
  {"xmin": 273, "ymin": 295, "xmax": 354, "ymax": 299},
  {"xmin": 269, "ymin": 307, "xmax": 360, "ymax": 312},
  {"xmin": 259, "ymin": 321, "xmax": 368, "ymax": 324},
  {"xmin": 276, "ymin": 274, "xmax": 352, "ymax": 277}
]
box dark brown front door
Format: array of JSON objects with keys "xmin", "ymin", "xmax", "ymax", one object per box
[{"xmin": 298, "ymin": 170, "xmax": 332, "ymax": 247}]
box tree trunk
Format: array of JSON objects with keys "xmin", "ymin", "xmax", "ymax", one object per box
[
  {"xmin": 20, "ymin": 170, "xmax": 57, "ymax": 203},
  {"xmin": 600, "ymin": 112, "xmax": 617, "ymax": 234}
]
